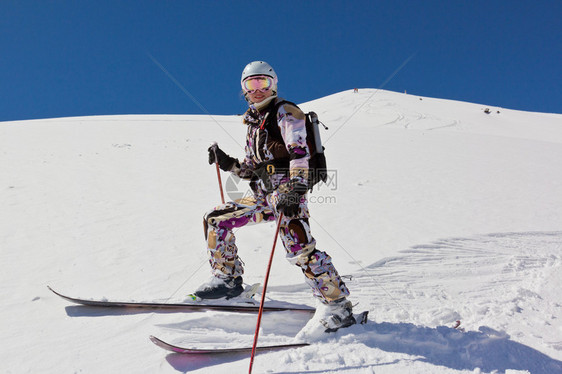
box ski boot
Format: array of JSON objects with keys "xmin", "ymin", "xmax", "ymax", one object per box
[
  {"xmin": 192, "ymin": 276, "xmax": 244, "ymax": 300},
  {"xmin": 319, "ymin": 298, "xmax": 356, "ymax": 332},
  {"xmin": 295, "ymin": 298, "xmax": 360, "ymax": 342}
]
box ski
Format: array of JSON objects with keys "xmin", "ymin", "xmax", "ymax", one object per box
[
  {"xmin": 149, "ymin": 335, "xmax": 310, "ymax": 354},
  {"xmin": 149, "ymin": 311, "xmax": 369, "ymax": 355},
  {"xmin": 47, "ymin": 285, "xmax": 315, "ymax": 313}
]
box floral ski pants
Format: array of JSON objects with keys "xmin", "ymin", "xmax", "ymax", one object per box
[{"xmin": 203, "ymin": 191, "xmax": 350, "ymax": 304}]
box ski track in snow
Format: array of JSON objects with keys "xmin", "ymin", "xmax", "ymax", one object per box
[
  {"xmin": 153, "ymin": 231, "xmax": 562, "ymax": 374},
  {"xmin": 349, "ymin": 232, "xmax": 562, "ymax": 372}
]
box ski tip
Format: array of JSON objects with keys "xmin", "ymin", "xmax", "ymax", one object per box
[
  {"xmin": 47, "ymin": 285, "xmax": 59, "ymax": 295},
  {"xmin": 149, "ymin": 335, "xmax": 171, "ymax": 351},
  {"xmin": 149, "ymin": 335, "xmax": 168, "ymax": 347}
]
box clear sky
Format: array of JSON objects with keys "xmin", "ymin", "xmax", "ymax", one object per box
[{"xmin": 1, "ymin": 1, "xmax": 560, "ymax": 122}]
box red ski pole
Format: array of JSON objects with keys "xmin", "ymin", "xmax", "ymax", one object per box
[
  {"xmin": 212, "ymin": 143, "xmax": 225, "ymax": 204},
  {"xmin": 215, "ymin": 162, "xmax": 225, "ymax": 204},
  {"xmin": 248, "ymin": 213, "xmax": 283, "ymax": 374}
]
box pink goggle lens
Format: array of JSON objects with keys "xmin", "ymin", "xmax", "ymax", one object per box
[{"xmin": 242, "ymin": 76, "xmax": 274, "ymax": 93}]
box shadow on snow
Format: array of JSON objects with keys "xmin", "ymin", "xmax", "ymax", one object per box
[
  {"xmin": 162, "ymin": 322, "xmax": 562, "ymax": 374},
  {"xmin": 360, "ymin": 322, "xmax": 561, "ymax": 374}
]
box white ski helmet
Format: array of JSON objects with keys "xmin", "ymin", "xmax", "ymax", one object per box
[{"xmin": 241, "ymin": 61, "xmax": 278, "ymax": 86}]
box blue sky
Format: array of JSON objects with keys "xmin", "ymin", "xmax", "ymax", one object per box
[{"xmin": 1, "ymin": 1, "xmax": 560, "ymax": 122}]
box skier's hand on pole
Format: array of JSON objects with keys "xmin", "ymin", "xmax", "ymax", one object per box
[
  {"xmin": 276, "ymin": 179, "xmax": 307, "ymax": 217},
  {"xmin": 208, "ymin": 143, "xmax": 236, "ymax": 172}
]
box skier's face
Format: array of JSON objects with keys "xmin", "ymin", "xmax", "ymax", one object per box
[
  {"xmin": 242, "ymin": 76, "xmax": 275, "ymax": 104},
  {"xmin": 247, "ymin": 87, "xmax": 274, "ymax": 104}
]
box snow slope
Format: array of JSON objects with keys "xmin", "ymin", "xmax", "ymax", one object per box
[{"xmin": 1, "ymin": 89, "xmax": 561, "ymax": 373}]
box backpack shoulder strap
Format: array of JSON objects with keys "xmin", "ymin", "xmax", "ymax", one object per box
[
  {"xmin": 263, "ymin": 98, "xmax": 297, "ymax": 135},
  {"xmin": 271, "ymin": 98, "xmax": 299, "ymax": 116},
  {"xmin": 265, "ymin": 98, "xmax": 308, "ymax": 144}
]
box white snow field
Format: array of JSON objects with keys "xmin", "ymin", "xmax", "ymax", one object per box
[{"xmin": 1, "ymin": 89, "xmax": 561, "ymax": 373}]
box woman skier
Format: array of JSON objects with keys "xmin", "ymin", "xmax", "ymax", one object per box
[{"xmin": 194, "ymin": 61, "xmax": 355, "ymax": 334}]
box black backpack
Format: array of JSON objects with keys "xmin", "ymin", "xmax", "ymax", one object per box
[{"xmin": 269, "ymin": 99, "xmax": 328, "ymax": 190}]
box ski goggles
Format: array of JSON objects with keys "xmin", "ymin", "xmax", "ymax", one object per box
[{"xmin": 242, "ymin": 75, "xmax": 276, "ymax": 93}]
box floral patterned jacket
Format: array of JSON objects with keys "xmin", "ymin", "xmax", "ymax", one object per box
[{"xmin": 231, "ymin": 97, "xmax": 310, "ymax": 192}]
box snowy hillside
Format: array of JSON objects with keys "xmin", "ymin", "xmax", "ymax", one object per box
[{"xmin": 1, "ymin": 89, "xmax": 561, "ymax": 373}]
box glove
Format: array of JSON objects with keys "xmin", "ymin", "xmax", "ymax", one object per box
[
  {"xmin": 208, "ymin": 144, "xmax": 236, "ymax": 171},
  {"xmin": 276, "ymin": 180, "xmax": 308, "ymax": 217}
]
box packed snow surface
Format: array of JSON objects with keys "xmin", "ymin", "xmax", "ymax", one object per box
[{"xmin": 1, "ymin": 89, "xmax": 561, "ymax": 373}]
